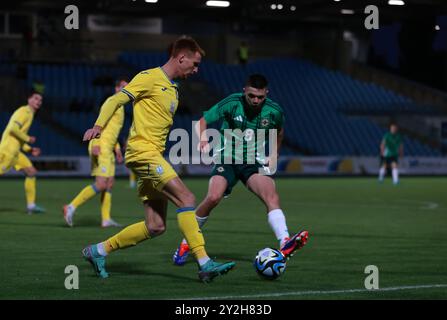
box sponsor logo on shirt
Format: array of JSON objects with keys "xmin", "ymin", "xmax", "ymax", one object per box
[{"xmin": 233, "ymin": 115, "xmax": 243, "ymax": 122}]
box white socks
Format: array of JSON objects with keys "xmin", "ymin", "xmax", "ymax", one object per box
[
  {"xmin": 378, "ymin": 167, "xmax": 386, "ymax": 181},
  {"xmin": 198, "ymin": 257, "xmax": 211, "ymax": 267},
  {"xmin": 96, "ymin": 242, "xmax": 107, "ymax": 256},
  {"xmin": 379, "ymin": 167, "xmax": 399, "ymax": 184},
  {"xmin": 268, "ymin": 209, "xmax": 289, "ymax": 247},
  {"xmin": 196, "ymin": 215, "xmax": 208, "ymax": 228},
  {"xmin": 392, "ymin": 168, "xmax": 399, "ymax": 184}
]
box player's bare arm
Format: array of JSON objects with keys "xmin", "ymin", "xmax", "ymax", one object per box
[
  {"xmin": 115, "ymin": 147, "xmax": 124, "ymax": 164},
  {"xmin": 83, "ymin": 125, "xmax": 103, "ymax": 141},
  {"xmin": 10, "ymin": 122, "xmax": 35, "ymax": 144},
  {"xmin": 195, "ymin": 117, "xmax": 210, "ymax": 153},
  {"xmin": 31, "ymin": 147, "xmax": 41, "ymax": 157},
  {"xmin": 84, "ymin": 92, "xmax": 131, "ymax": 142},
  {"xmin": 91, "ymin": 145, "xmax": 101, "ymax": 156}
]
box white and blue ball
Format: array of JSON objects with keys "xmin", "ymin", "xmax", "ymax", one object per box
[{"xmin": 254, "ymin": 247, "xmax": 286, "ymax": 280}]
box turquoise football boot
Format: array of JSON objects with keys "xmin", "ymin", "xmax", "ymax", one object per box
[
  {"xmin": 198, "ymin": 259, "xmax": 236, "ymax": 283},
  {"xmin": 27, "ymin": 205, "xmax": 46, "ymax": 215},
  {"xmin": 82, "ymin": 245, "xmax": 109, "ymax": 278}
]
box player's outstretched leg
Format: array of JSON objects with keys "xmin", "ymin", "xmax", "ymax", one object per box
[
  {"xmin": 176, "ymin": 206, "xmax": 236, "ymax": 282},
  {"xmin": 173, "ymin": 175, "xmax": 226, "ymax": 266},
  {"xmin": 82, "ymin": 244, "xmax": 109, "ymax": 278},
  {"xmin": 164, "ymin": 177, "xmax": 235, "ymax": 282},
  {"xmin": 173, "ymin": 216, "xmax": 207, "ymax": 265},
  {"xmin": 280, "ymin": 230, "xmax": 309, "ymax": 259}
]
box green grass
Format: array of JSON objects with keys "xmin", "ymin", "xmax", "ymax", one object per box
[{"xmin": 0, "ymin": 177, "xmax": 446, "ymax": 299}]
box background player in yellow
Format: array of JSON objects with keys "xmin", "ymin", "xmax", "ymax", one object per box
[
  {"xmin": 63, "ymin": 78, "xmax": 128, "ymax": 227},
  {"xmin": 82, "ymin": 36, "xmax": 235, "ymax": 282},
  {"xmin": 0, "ymin": 91, "xmax": 45, "ymax": 214}
]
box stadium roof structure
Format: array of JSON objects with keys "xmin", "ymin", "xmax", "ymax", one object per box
[{"xmin": 1, "ymin": 0, "xmax": 446, "ymax": 26}]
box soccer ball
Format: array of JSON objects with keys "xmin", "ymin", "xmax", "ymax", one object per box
[{"xmin": 254, "ymin": 247, "xmax": 286, "ymax": 280}]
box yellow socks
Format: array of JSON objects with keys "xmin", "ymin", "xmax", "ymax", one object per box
[
  {"xmin": 70, "ymin": 184, "xmax": 99, "ymax": 208},
  {"xmin": 96, "ymin": 207, "xmax": 209, "ymax": 266},
  {"xmin": 101, "ymin": 191, "xmax": 112, "ymax": 221},
  {"xmin": 103, "ymin": 221, "xmax": 150, "ymax": 254},
  {"xmin": 177, "ymin": 207, "xmax": 208, "ymax": 261},
  {"xmin": 24, "ymin": 177, "xmax": 36, "ymax": 207}
]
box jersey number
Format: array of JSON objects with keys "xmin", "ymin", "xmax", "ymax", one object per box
[{"xmin": 244, "ymin": 129, "xmax": 254, "ymax": 142}]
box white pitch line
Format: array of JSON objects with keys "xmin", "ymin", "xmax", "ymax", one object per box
[
  {"xmin": 184, "ymin": 284, "xmax": 447, "ymax": 300},
  {"xmin": 289, "ymin": 200, "xmax": 440, "ymax": 211},
  {"xmin": 422, "ymin": 202, "xmax": 439, "ymax": 210},
  {"xmin": 393, "ymin": 199, "xmax": 440, "ymax": 210}
]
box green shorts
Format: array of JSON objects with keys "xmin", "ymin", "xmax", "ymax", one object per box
[
  {"xmin": 211, "ymin": 163, "xmax": 271, "ymax": 196},
  {"xmin": 380, "ymin": 156, "xmax": 399, "ymax": 166}
]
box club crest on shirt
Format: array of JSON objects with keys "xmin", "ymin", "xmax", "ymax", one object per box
[
  {"xmin": 217, "ymin": 166, "xmax": 224, "ymax": 173},
  {"xmin": 261, "ymin": 118, "xmax": 270, "ymax": 127},
  {"xmin": 156, "ymin": 165, "xmax": 164, "ymax": 175}
]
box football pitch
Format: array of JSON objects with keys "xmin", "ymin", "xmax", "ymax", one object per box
[{"xmin": 0, "ymin": 177, "xmax": 446, "ymax": 300}]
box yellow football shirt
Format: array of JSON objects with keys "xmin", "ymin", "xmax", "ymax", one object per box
[
  {"xmin": 120, "ymin": 67, "xmax": 179, "ymax": 163},
  {"xmin": 89, "ymin": 100, "xmax": 124, "ymax": 154},
  {"xmin": 0, "ymin": 105, "xmax": 34, "ymax": 157}
]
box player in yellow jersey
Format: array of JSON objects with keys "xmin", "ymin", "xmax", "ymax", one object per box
[
  {"xmin": 81, "ymin": 36, "xmax": 235, "ymax": 282},
  {"xmin": 63, "ymin": 78, "xmax": 128, "ymax": 228},
  {"xmin": 0, "ymin": 91, "xmax": 45, "ymax": 214}
]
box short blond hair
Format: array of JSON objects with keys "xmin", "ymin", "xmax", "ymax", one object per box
[{"xmin": 169, "ymin": 36, "xmax": 205, "ymax": 58}]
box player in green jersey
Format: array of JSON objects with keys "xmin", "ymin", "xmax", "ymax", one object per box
[
  {"xmin": 173, "ymin": 74, "xmax": 309, "ymax": 265},
  {"xmin": 379, "ymin": 123, "xmax": 404, "ymax": 185}
]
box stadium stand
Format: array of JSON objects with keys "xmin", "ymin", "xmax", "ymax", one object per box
[
  {"xmin": 20, "ymin": 53, "xmax": 441, "ymax": 157},
  {"xmin": 118, "ymin": 53, "xmax": 442, "ymax": 157},
  {"xmin": 0, "ymin": 112, "xmax": 84, "ymax": 156}
]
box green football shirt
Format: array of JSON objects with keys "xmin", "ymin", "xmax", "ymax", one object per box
[
  {"xmin": 203, "ymin": 93, "xmax": 284, "ymax": 164},
  {"xmin": 382, "ymin": 132, "xmax": 402, "ymax": 158}
]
